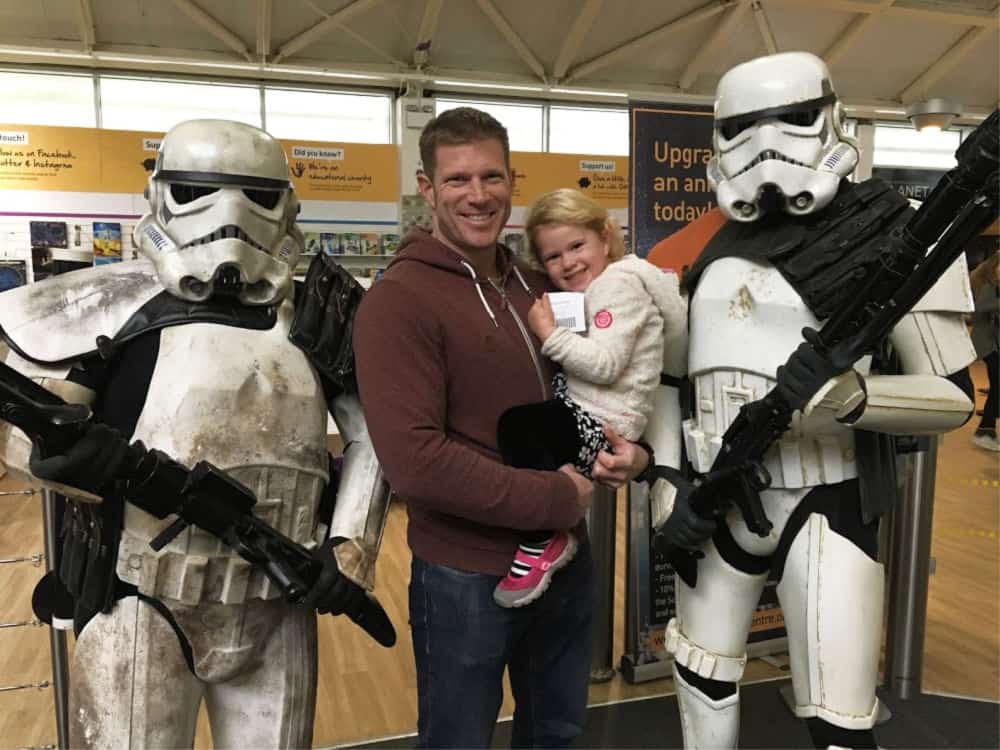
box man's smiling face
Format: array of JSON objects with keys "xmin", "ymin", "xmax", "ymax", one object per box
[{"xmin": 418, "ymin": 138, "xmax": 513, "ymax": 259}]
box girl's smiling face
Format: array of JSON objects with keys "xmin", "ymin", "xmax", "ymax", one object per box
[{"xmin": 534, "ymin": 223, "xmax": 610, "ymax": 293}]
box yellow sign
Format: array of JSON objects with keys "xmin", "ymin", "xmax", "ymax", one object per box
[
  {"xmin": 0, "ymin": 124, "xmax": 102, "ymax": 192},
  {"xmin": 283, "ymin": 140, "xmax": 398, "ymax": 202},
  {"xmin": 510, "ymin": 151, "xmax": 629, "ymax": 209},
  {"xmin": 0, "ymin": 124, "xmax": 399, "ymax": 203},
  {"xmin": 99, "ymin": 129, "xmax": 163, "ymax": 193}
]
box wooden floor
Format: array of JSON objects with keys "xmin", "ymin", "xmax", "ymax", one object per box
[{"xmin": 1, "ymin": 360, "xmax": 997, "ymax": 749}]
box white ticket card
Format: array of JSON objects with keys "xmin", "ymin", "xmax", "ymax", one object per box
[{"xmin": 547, "ymin": 292, "xmax": 587, "ymax": 332}]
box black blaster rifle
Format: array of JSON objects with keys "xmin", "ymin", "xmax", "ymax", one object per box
[
  {"xmin": 0, "ymin": 360, "xmax": 396, "ymax": 647},
  {"xmin": 657, "ymin": 109, "xmax": 999, "ymax": 587}
]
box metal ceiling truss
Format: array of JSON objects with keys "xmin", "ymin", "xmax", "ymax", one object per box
[
  {"xmin": 899, "ymin": 25, "xmax": 995, "ymax": 102},
  {"xmin": 772, "ymin": 0, "xmax": 1000, "ymax": 27},
  {"xmin": 564, "ymin": 0, "xmax": 741, "ymax": 82},
  {"xmin": 74, "ymin": 0, "xmax": 96, "ymax": 52},
  {"xmin": 474, "ymin": 0, "xmax": 547, "ymax": 82},
  {"xmin": 679, "ymin": 0, "xmax": 749, "ymax": 90},
  {"xmin": 413, "ymin": 0, "xmax": 444, "ymax": 69},
  {"xmin": 552, "ymin": 0, "xmax": 604, "ymax": 81},
  {"xmin": 256, "ymin": 0, "xmax": 272, "ymax": 62},
  {"xmin": 170, "ymin": 0, "xmax": 253, "ymax": 62},
  {"xmin": 273, "ymin": 0, "xmax": 384, "ymax": 64}
]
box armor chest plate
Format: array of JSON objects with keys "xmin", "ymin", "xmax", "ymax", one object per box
[
  {"xmin": 685, "ymin": 258, "xmax": 857, "ymax": 488},
  {"xmin": 118, "ymin": 303, "xmax": 330, "ymax": 604},
  {"xmin": 689, "ymin": 258, "xmax": 820, "ymax": 379}
]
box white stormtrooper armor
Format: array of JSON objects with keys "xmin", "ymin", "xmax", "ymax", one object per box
[
  {"xmin": 707, "ymin": 52, "xmax": 859, "ymax": 222},
  {"xmin": 653, "ymin": 53, "xmax": 977, "ymax": 750},
  {"xmin": 0, "ymin": 120, "xmax": 391, "ymax": 749}
]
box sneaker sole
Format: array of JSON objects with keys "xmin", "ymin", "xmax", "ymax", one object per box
[{"xmin": 493, "ymin": 535, "xmax": 579, "ymax": 608}]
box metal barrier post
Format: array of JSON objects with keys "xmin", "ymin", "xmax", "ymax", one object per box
[
  {"xmin": 41, "ymin": 491, "xmax": 69, "ymax": 749},
  {"xmin": 588, "ymin": 484, "xmax": 616, "ymax": 682},
  {"xmin": 883, "ymin": 436, "xmax": 938, "ymax": 700}
]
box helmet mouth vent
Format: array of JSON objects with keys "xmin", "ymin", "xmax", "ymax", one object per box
[
  {"xmin": 734, "ymin": 150, "xmax": 808, "ymax": 178},
  {"xmin": 181, "ymin": 225, "xmax": 268, "ymax": 253}
]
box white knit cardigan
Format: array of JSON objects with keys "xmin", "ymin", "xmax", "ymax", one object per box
[{"xmin": 541, "ymin": 254, "xmax": 687, "ymax": 439}]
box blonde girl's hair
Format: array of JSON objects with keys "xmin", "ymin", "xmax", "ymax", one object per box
[{"xmin": 524, "ymin": 188, "xmax": 626, "ymax": 268}]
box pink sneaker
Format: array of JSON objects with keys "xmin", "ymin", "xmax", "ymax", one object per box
[{"xmin": 493, "ymin": 532, "xmax": 578, "ymax": 608}]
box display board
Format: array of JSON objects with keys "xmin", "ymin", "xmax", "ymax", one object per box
[
  {"xmin": 628, "ymin": 102, "xmax": 715, "ymax": 258},
  {"xmin": 0, "ymin": 123, "xmax": 400, "ymax": 281},
  {"xmin": 509, "ymin": 151, "xmax": 628, "ymax": 209}
]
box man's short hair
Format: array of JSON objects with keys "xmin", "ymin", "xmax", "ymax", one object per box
[{"xmin": 419, "ymin": 107, "xmax": 510, "ymax": 179}]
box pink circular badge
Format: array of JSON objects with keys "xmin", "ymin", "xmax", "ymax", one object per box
[{"xmin": 594, "ymin": 309, "xmax": 613, "ymax": 329}]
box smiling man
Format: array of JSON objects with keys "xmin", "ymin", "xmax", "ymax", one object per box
[{"xmin": 353, "ymin": 107, "xmax": 647, "ymax": 748}]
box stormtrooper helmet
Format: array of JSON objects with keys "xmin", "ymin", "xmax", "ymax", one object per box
[
  {"xmin": 707, "ymin": 51, "xmax": 859, "ymax": 222},
  {"xmin": 136, "ymin": 119, "xmax": 304, "ymax": 305}
]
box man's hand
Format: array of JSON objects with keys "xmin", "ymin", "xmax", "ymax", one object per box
[
  {"xmin": 29, "ymin": 422, "xmax": 129, "ymax": 495},
  {"xmin": 558, "ymin": 464, "xmax": 593, "ymax": 522},
  {"xmin": 527, "ymin": 295, "xmax": 557, "ymax": 342},
  {"xmin": 590, "ymin": 425, "xmax": 650, "ymax": 489},
  {"xmin": 302, "ymin": 537, "xmax": 368, "ymax": 616}
]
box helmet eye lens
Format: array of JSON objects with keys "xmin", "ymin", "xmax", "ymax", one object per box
[
  {"xmin": 243, "ymin": 189, "xmax": 282, "ymax": 210},
  {"xmin": 170, "ymin": 184, "xmax": 219, "ymax": 204},
  {"xmin": 720, "ymin": 119, "xmax": 753, "ymax": 140},
  {"xmin": 778, "ymin": 109, "xmax": 821, "ymax": 127}
]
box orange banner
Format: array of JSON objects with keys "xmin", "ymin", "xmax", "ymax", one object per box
[
  {"xmin": 0, "ymin": 124, "xmax": 399, "ymax": 203},
  {"xmin": 282, "ymin": 140, "xmax": 398, "ymax": 202},
  {"xmin": 510, "ymin": 151, "xmax": 629, "ymax": 209}
]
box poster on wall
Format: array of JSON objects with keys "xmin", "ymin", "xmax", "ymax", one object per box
[
  {"xmin": 92, "ymin": 222, "xmax": 123, "ymax": 265},
  {"xmin": 509, "ymin": 152, "xmax": 629, "ymax": 209},
  {"xmin": 872, "ymin": 166, "xmax": 947, "ymax": 203},
  {"xmin": 29, "ymin": 221, "xmax": 68, "ymax": 249},
  {"xmin": 283, "ymin": 141, "xmax": 398, "ymax": 203},
  {"xmin": 628, "ymin": 102, "xmax": 715, "ymax": 260},
  {"xmin": 0, "ymin": 260, "xmax": 29, "ymax": 291}
]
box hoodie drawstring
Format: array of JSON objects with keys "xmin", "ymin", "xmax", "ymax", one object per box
[{"xmin": 459, "ymin": 259, "xmax": 499, "ymax": 328}]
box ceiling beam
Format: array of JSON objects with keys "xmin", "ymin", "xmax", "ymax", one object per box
[
  {"xmin": 170, "ymin": 0, "xmax": 252, "ymax": 61},
  {"xmin": 565, "ymin": 0, "xmax": 740, "ymax": 83},
  {"xmin": 899, "ymin": 25, "xmax": 993, "ymax": 103},
  {"xmin": 273, "ymin": 0, "xmax": 383, "ymax": 64},
  {"xmin": 256, "ymin": 0, "xmax": 271, "ymax": 61},
  {"xmin": 474, "ymin": 0, "xmax": 547, "ymax": 82},
  {"xmin": 679, "ymin": 0, "xmax": 748, "ymax": 90},
  {"xmin": 414, "ymin": 0, "xmax": 444, "ymax": 69},
  {"xmin": 552, "ymin": 0, "xmax": 604, "ymax": 81},
  {"xmin": 771, "ymin": 0, "xmax": 1000, "ymax": 27},
  {"xmin": 822, "ymin": 0, "xmax": 895, "ymax": 65},
  {"xmin": 750, "ymin": 0, "xmax": 778, "ymax": 54},
  {"xmin": 74, "ymin": 0, "xmax": 96, "ymax": 52}
]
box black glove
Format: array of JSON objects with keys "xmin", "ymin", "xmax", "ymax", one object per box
[
  {"xmin": 29, "ymin": 422, "xmax": 130, "ymax": 495},
  {"xmin": 653, "ymin": 466, "xmax": 718, "ymax": 552},
  {"xmin": 301, "ymin": 537, "xmax": 367, "ymax": 616},
  {"xmin": 775, "ymin": 327, "xmax": 852, "ymax": 412}
]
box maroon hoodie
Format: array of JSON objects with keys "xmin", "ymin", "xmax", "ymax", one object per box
[{"xmin": 353, "ymin": 229, "xmax": 584, "ymax": 575}]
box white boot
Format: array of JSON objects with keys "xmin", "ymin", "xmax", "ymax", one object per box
[{"xmin": 673, "ymin": 663, "xmax": 740, "ymax": 749}]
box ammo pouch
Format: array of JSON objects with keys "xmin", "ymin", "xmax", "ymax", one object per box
[
  {"xmin": 289, "ymin": 252, "xmax": 366, "ymax": 395},
  {"xmin": 57, "ymin": 491, "xmax": 125, "ymax": 618}
]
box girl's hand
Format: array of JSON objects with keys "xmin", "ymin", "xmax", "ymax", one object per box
[{"xmin": 528, "ymin": 295, "xmax": 557, "ymax": 342}]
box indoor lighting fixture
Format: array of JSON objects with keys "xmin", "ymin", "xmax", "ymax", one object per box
[
  {"xmin": 906, "ymin": 98, "xmax": 962, "ymax": 133},
  {"xmin": 432, "ymin": 79, "xmax": 547, "ymax": 93},
  {"xmin": 549, "ymin": 87, "xmax": 628, "ymax": 98}
]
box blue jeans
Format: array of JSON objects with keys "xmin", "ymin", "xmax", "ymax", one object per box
[{"xmin": 409, "ymin": 542, "xmax": 594, "ymax": 749}]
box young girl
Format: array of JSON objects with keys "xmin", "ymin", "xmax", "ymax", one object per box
[{"xmin": 494, "ymin": 188, "xmax": 686, "ymax": 607}]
